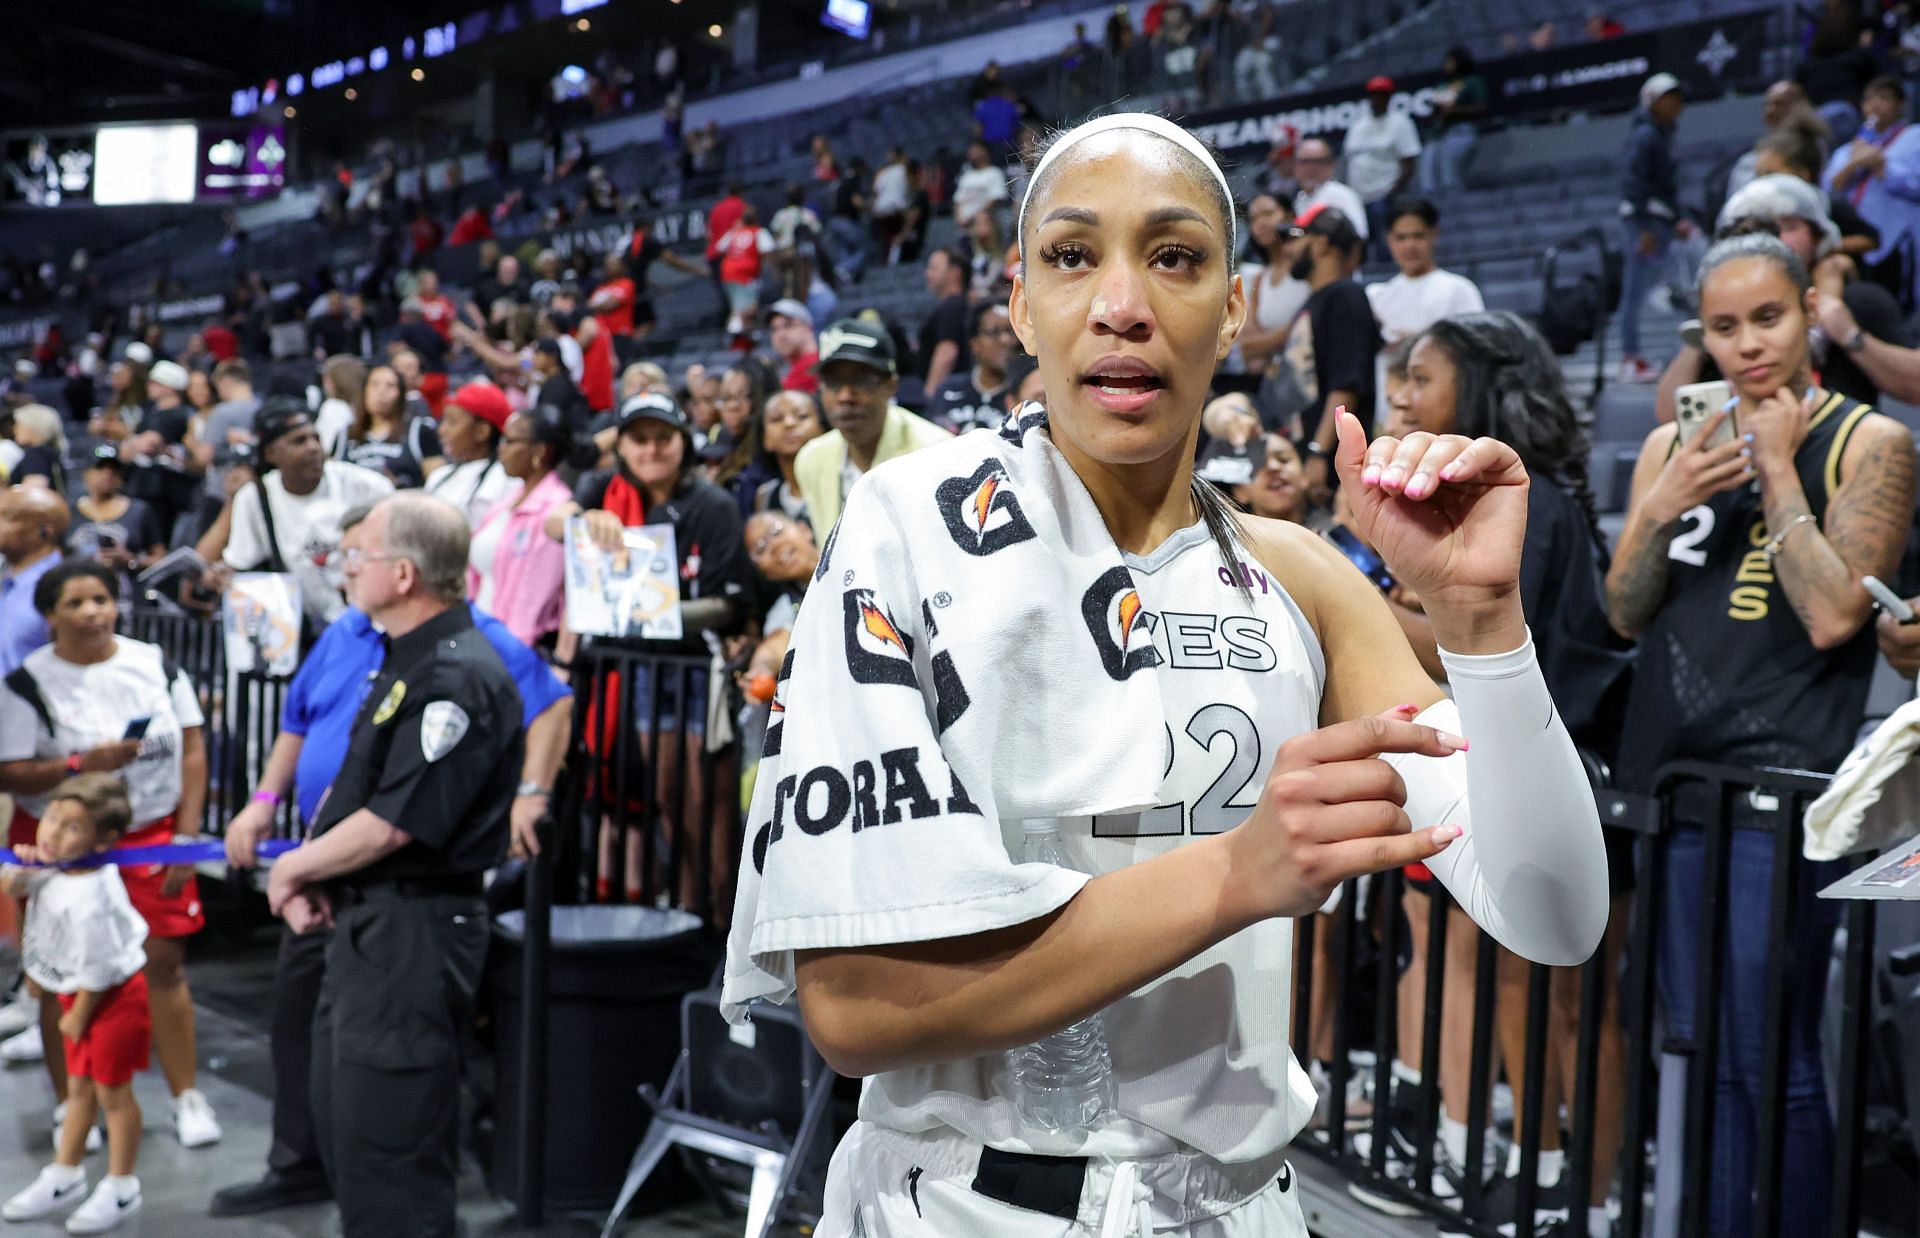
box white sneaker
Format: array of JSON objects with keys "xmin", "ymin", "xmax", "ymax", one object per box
[
  {"xmin": 172, "ymin": 1088, "xmax": 222, "ymax": 1148},
  {"xmin": 63, "ymin": 1177, "xmax": 138, "ymax": 1234},
  {"xmin": 51, "ymin": 1103, "xmax": 103, "ymax": 1154},
  {"xmin": 0, "ymin": 990, "xmax": 38, "ymax": 1037},
  {"xmin": 0, "ymin": 1023, "xmax": 43, "ymax": 1063},
  {"xmin": 1, "ymin": 1164, "xmax": 86, "ymax": 1221}
]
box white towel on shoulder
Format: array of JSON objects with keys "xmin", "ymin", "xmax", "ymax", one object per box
[{"xmin": 723, "ymin": 407, "xmax": 1175, "ymax": 1019}]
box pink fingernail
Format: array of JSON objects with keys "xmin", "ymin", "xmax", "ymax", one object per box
[
  {"xmin": 1433, "ymin": 824, "xmax": 1464, "ymax": 844},
  {"xmin": 1439, "ymin": 731, "xmax": 1469, "ymax": 750},
  {"xmin": 1394, "ymin": 703, "xmax": 1419, "ymax": 714},
  {"xmin": 1361, "ymin": 466, "xmax": 1381, "ymax": 485},
  {"xmin": 1439, "ymin": 463, "xmax": 1461, "ymax": 481},
  {"xmin": 1382, "ymin": 467, "xmax": 1406, "ymax": 490}
]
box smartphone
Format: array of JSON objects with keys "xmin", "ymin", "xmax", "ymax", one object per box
[
  {"xmin": 122, "ymin": 717, "xmax": 152, "ymax": 741},
  {"xmin": 1864, "ymin": 575, "xmax": 1917, "ymax": 624},
  {"xmin": 1325, "ymin": 524, "xmax": 1395, "ymax": 592},
  {"xmin": 1675, "ymin": 381, "xmax": 1738, "ymax": 450}
]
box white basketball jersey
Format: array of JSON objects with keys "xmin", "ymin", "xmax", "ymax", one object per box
[{"xmin": 859, "ymin": 521, "xmax": 1325, "ymax": 1164}]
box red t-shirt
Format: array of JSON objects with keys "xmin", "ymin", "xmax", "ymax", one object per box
[
  {"xmin": 718, "ymin": 226, "xmax": 767, "ymax": 285},
  {"xmin": 782, "ymin": 351, "xmax": 820, "ymax": 394},
  {"xmin": 706, "ymin": 195, "xmax": 747, "ymax": 261},
  {"xmin": 203, "ymin": 325, "xmax": 238, "ymax": 361},
  {"xmin": 418, "ymin": 293, "xmax": 457, "ymax": 342},
  {"xmin": 591, "ymin": 276, "xmax": 637, "ymax": 337},
  {"xmin": 579, "ymin": 327, "xmax": 614, "ymax": 413},
  {"xmin": 408, "ymin": 216, "xmax": 443, "ymax": 257},
  {"xmin": 448, "ymin": 209, "xmax": 493, "ymax": 247}
]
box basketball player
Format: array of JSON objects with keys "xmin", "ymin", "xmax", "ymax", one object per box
[{"xmin": 726, "ymin": 114, "xmax": 1610, "ymax": 1236}]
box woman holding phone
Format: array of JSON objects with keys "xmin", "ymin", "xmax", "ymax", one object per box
[
  {"xmin": 0, "ymin": 560, "xmax": 223, "ymax": 1153},
  {"xmin": 1607, "ymin": 231, "xmax": 1915, "ymax": 1235}
]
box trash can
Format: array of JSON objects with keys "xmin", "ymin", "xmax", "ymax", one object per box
[{"xmin": 488, "ymin": 904, "xmax": 721, "ymax": 1214}]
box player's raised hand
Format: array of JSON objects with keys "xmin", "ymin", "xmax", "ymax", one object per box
[
  {"xmin": 1333, "ymin": 409, "xmax": 1530, "ymax": 606},
  {"xmin": 1226, "ymin": 705, "xmax": 1464, "ymax": 920}
]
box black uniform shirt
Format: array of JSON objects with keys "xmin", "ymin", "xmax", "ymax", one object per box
[{"xmin": 310, "ymin": 605, "xmax": 524, "ymax": 880}]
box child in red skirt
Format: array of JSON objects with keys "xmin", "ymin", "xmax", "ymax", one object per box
[{"xmin": 1, "ymin": 774, "xmax": 150, "ymax": 1234}]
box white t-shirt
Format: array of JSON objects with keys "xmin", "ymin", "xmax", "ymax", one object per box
[
  {"xmin": 1295, "ymin": 178, "xmax": 1370, "ymax": 238},
  {"xmin": 1342, "ymin": 110, "xmax": 1422, "ymax": 203},
  {"xmin": 18, "ymin": 867, "xmax": 149, "ymax": 994},
  {"xmin": 316, "ymin": 397, "xmax": 354, "ymax": 459},
  {"xmin": 953, "ymin": 165, "xmax": 1010, "ymax": 226},
  {"xmin": 0, "ymin": 638, "xmax": 206, "ymax": 825},
  {"xmin": 469, "ymin": 509, "xmax": 508, "ymax": 613},
  {"xmin": 223, "ymin": 460, "xmax": 396, "ymax": 626},
  {"xmin": 872, "ymin": 162, "xmax": 910, "ymax": 216},
  {"xmin": 424, "ymin": 458, "xmax": 513, "ymax": 527},
  {"xmin": 1367, "ymin": 267, "xmax": 1486, "ymax": 347}
]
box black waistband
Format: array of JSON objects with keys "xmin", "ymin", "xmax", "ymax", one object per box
[{"xmin": 332, "ymin": 874, "xmax": 484, "ymax": 903}]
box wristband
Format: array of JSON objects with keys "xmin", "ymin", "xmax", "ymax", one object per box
[
  {"xmin": 65, "ymin": 753, "xmax": 83, "ymax": 776},
  {"xmin": 251, "ymin": 790, "xmax": 283, "ymax": 807},
  {"xmin": 515, "ymin": 782, "xmax": 552, "ymax": 798}
]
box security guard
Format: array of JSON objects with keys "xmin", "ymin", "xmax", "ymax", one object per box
[{"xmin": 266, "ymin": 492, "xmax": 522, "ymax": 1238}]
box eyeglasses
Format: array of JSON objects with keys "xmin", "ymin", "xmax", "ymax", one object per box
[
  {"xmin": 750, "ymin": 520, "xmax": 789, "ymax": 558},
  {"xmin": 329, "ymin": 547, "xmax": 403, "ymax": 571},
  {"xmin": 977, "ymin": 326, "xmax": 1015, "ymax": 339}
]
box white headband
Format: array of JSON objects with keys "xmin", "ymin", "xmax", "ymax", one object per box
[{"xmin": 1016, "ymin": 112, "xmax": 1235, "ymax": 259}]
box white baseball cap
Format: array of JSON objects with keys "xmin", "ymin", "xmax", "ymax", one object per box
[{"xmin": 1640, "ymin": 73, "xmax": 1684, "ymax": 109}]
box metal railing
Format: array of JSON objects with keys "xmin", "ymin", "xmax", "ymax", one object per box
[{"xmin": 1293, "ymin": 760, "xmax": 1905, "ymax": 1238}]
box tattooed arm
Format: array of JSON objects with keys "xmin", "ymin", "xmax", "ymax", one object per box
[
  {"xmin": 1758, "ymin": 410, "xmax": 1917, "ymax": 650},
  {"xmin": 1605, "ymin": 415, "xmax": 1755, "ymax": 639}
]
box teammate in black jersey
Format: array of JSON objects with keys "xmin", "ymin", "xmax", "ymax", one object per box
[{"xmin": 1607, "ymin": 231, "xmax": 1917, "ymax": 1237}]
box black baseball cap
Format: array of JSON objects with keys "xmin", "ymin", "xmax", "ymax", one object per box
[
  {"xmin": 816, "ymin": 318, "xmax": 897, "ymax": 375},
  {"xmin": 87, "ymin": 444, "xmax": 128, "ymax": 472},
  {"xmin": 1289, "ymin": 203, "xmax": 1362, "ymax": 252},
  {"xmin": 616, "ymin": 391, "xmax": 687, "ymax": 432},
  {"xmin": 253, "ymin": 396, "xmax": 314, "ymax": 454}
]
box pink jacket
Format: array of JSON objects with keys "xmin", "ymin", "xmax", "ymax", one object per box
[{"xmin": 469, "ymin": 470, "xmax": 571, "ymax": 646}]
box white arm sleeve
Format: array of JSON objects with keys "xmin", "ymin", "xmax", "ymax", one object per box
[{"xmin": 1382, "ymin": 632, "xmax": 1609, "ymax": 966}]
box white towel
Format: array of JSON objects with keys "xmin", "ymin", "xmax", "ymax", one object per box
[
  {"xmin": 1804, "ymin": 692, "xmax": 1920, "ymax": 860},
  {"xmin": 723, "ymin": 407, "xmax": 1174, "ymax": 1019}
]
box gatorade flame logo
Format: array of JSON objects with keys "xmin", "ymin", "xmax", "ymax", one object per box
[
  {"xmin": 935, "ymin": 458, "xmax": 1037, "ymax": 556},
  {"xmin": 842, "ymin": 588, "xmax": 917, "ymax": 686},
  {"xmin": 860, "ymin": 599, "xmax": 908, "ymax": 653},
  {"xmin": 761, "ymin": 649, "xmax": 795, "ymax": 758},
  {"xmin": 1082, "ymin": 565, "xmax": 1162, "ymax": 680}
]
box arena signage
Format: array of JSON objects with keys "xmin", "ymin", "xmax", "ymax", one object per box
[
  {"xmin": 0, "ymin": 317, "xmax": 52, "ymax": 348},
  {"xmin": 1184, "ymin": 11, "xmax": 1767, "ymax": 155}
]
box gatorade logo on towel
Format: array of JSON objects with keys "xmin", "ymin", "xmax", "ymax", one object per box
[{"xmin": 934, "ymin": 459, "xmax": 1036, "ymax": 557}]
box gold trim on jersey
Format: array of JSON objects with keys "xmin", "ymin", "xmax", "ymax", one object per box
[{"xmin": 1825, "ymin": 401, "xmax": 1874, "ymax": 497}]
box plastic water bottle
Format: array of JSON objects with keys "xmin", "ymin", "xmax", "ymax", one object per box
[{"xmin": 1009, "ymin": 819, "xmax": 1115, "ymax": 1134}]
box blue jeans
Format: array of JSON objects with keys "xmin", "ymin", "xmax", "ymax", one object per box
[
  {"xmin": 1365, "ymin": 197, "xmax": 1394, "ymax": 263},
  {"xmin": 1656, "ymin": 823, "xmax": 1842, "ymax": 1236},
  {"xmin": 827, "ymin": 215, "xmax": 869, "ymax": 285},
  {"xmin": 1418, "ymin": 124, "xmax": 1476, "ymax": 191},
  {"xmin": 1618, "ymin": 217, "xmax": 1672, "ymax": 358}
]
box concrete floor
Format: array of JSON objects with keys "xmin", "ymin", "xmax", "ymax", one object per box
[{"xmin": 0, "ymin": 936, "xmax": 790, "ymax": 1238}]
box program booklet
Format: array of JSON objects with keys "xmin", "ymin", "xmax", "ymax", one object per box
[{"xmin": 563, "ymin": 518, "xmax": 684, "ymax": 641}]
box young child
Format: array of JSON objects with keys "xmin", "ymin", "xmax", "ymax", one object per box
[{"xmin": 1, "ymin": 774, "xmax": 150, "ymax": 1233}]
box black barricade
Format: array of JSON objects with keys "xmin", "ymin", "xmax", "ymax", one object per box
[
  {"xmin": 1292, "ymin": 761, "xmax": 1891, "ymax": 1238},
  {"xmin": 119, "ymin": 604, "xmax": 295, "ymax": 839}
]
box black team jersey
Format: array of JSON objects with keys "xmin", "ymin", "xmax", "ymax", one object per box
[{"xmin": 1617, "ymin": 392, "xmax": 1879, "ymax": 794}]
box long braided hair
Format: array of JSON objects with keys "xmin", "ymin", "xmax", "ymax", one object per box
[{"xmin": 1414, "ymin": 311, "xmax": 1608, "ymax": 564}]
